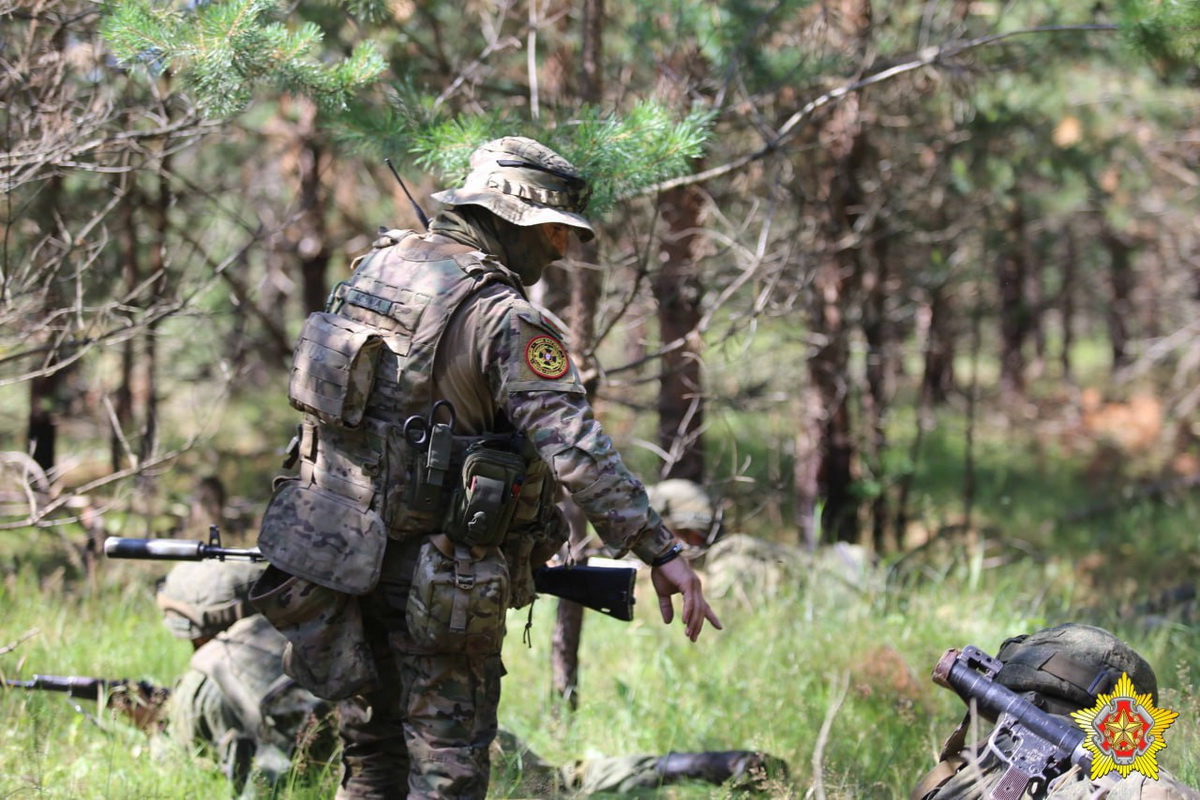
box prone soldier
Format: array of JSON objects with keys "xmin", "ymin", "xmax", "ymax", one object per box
[
  {"xmin": 155, "ymin": 560, "xmax": 338, "ymax": 796},
  {"xmin": 914, "ymin": 623, "xmax": 1200, "ymax": 800},
  {"xmin": 158, "ymin": 560, "xmax": 773, "ymax": 797}
]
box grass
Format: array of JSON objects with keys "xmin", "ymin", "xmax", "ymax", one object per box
[
  {"xmin": 3, "ymin": 505, "xmax": 1197, "ymax": 798},
  {"xmin": 2, "ymin": 382, "xmax": 1199, "ymax": 796}
]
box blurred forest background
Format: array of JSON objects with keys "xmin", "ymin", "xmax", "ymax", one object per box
[{"xmin": 5, "ymin": 0, "xmax": 1200, "ymax": 797}]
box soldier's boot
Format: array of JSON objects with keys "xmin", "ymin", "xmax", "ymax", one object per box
[{"xmin": 655, "ymin": 750, "xmax": 789, "ymax": 792}]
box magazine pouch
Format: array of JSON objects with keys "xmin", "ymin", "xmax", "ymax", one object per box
[
  {"xmin": 288, "ymin": 312, "xmax": 383, "ymax": 428},
  {"xmin": 406, "ymin": 534, "xmax": 509, "ymax": 655}
]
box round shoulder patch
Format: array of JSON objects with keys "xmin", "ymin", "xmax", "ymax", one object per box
[{"xmin": 525, "ymin": 335, "xmax": 570, "ymax": 379}]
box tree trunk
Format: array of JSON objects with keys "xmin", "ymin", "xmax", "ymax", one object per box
[
  {"xmin": 655, "ymin": 184, "xmax": 705, "ymax": 482},
  {"xmin": 293, "ymin": 98, "xmax": 333, "ymax": 315},
  {"xmin": 921, "ymin": 282, "xmax": 956, "ymax": 404},
  {"xmin": 1101, "ymin": 225, "xmax": 1134, "ymax": 372},
  {"xmin": 549, "ymin": 0, "xmax": 604, "ymax": 711},
  {"xmin": 997, "ymin": 203, "xmax": 1028, "ymax": 401},
  {"xmin": 1060, "ymin": 223, "xmax": 1078, "ymax": 385},
  {"xmin": 113, "ymin": 174, "xmax": 138, "ymax": 472},
  {"xmin": 861, "ymin": 222, "xmax": 892, "ymax": 553},
  {"xmin": 27, "ymin": 173, "xmax": 67, "ymax": 475}
]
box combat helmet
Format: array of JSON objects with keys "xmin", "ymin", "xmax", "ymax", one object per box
[
  {"xmin": 156, "ymin": 560, "xmax": 267, "ymax": 641},
  {"xmin": 646, "ymin": 479, "xmax": 721, "ymax": 547},
  {"xmin": 431, "ymin": 137, "xmax": 594, "ymax": 241},
  {"xmin": 994, "ymin": 622, "xmax": 1157, "ymax": 716}
]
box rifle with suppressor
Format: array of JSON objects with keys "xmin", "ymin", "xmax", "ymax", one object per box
[
  {"xmin": 3, "ymin": 674, "xmax": 171, "ymax": 732},
  {"xmin": 104, "ymin": 528, "xmax": 638, "ymax": 621},
  {"xmin": 931, "ymin": 645, "xmax": 1091, "ymax": 799}
]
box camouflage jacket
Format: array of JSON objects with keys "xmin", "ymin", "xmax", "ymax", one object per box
[{"xmin": 291, "ymin": 228, "xmax": 674, "ymax": 565}]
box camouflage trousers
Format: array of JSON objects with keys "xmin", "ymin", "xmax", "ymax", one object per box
[{"xmin": 336, "ymin": 538, "xmax": 506, "ymax": 800}]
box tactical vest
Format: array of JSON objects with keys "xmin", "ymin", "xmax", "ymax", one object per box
[
  {"xmin": 188, "ymin": 614, "xmax": 328, "ymax": 755},
  {"xmin": 285, "ymin": 230, "xmax": 561, "ymax": 598}
]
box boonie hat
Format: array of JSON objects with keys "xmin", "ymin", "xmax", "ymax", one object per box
[{"xmin": 431, "ymin": 137, "xmax": 594, "ymax": 241}]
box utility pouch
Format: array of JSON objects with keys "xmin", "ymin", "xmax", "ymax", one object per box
[
  {"xmin": 383, "ymin": 427, "xmax": 454, "ymax": 539},
  {"xmin": 258, "ymin": 480, "xmax": 385, "ymax": 595},
  {"xmin": 288, "ymin": 312, "xmax": 383, "ymax": 428},
  {"xmin": 405, "ymin": 534, "xmax": 510, "ymax": 655},
  {"xmin": 249, "ymin": 565, "xmax": 377, "ymax": 700},
  {"xmin": 444, "ymin": 445, "xmax": 526, "ymax": 548}
]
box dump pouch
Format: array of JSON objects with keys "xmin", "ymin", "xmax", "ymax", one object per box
[
  {"xmin": 444, "ymin": 445, "xmax": 526, "ymax": 548},
  {"xmin": 405, "ymin": 535, "xmax": 510, "ymax": 655},
  {"xmin": 249, "ymin": 565, "xmax": 377, "ymax": 701},
  {"xmin": 258, "ymin": 480, "xmax": 385, "ymax": 595},
  {"xmin": 288, "ymin": 312, "xmax": 384, "ymax": 428}
]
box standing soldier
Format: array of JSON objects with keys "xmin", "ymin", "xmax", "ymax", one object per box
[{"xmin": 253, "ymin": 136, "xmax": 721, "ymax": 799}]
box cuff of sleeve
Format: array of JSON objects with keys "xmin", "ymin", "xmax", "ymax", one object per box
[{"xmin": 633, "ymin": 526, "xmax": 678, "ymax": 565}]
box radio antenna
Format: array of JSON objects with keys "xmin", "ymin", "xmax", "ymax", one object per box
[{"xmin": 385, "ymin": 158, "xmax": 430, "ymax": 231}]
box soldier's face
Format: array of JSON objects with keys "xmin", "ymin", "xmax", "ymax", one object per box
[{"xmin": 539, "ymin": 223, "xmax": 571, "ymax": 260}]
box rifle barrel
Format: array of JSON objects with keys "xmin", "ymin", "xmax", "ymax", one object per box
[
  {"xmin": 104, "ymin": 537, "xmax": 264, "ymax": 562},
  {"xmin": 4, "ymin": 674, "xmax": 106, "ymax": 699}
]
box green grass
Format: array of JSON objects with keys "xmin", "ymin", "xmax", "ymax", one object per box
[
  {"xmin": 3, "ymin": 380, "xmax": 1200, "ymax": 796},
  {"xmin": 4, "ymin": 518, "xmax": 1196, "ymax": 798}
]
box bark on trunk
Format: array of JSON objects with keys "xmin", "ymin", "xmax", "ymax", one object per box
[
  {"xmin": 997, "ymin": 204, "xmax": 1028, "ymax": 401},
  {"xmin": 550, "ymin": 0, "xmax": 605, "ymax": 710},
  {"xmin": 655, "ymin": 184, "xmax": 705, "ymax": 482}
]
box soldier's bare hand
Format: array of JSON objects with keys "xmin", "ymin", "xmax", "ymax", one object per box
[{"xmin": 651, "ymin": 557, "xmax": 722, "ymax": 641}]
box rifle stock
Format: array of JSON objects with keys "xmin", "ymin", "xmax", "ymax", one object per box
[
  {"xmin": 105, "ymin": 531, "xmax": 637, "ymax": 621},
  {"xmin": 532, "ymin": 564, "xmax": 636, "ymax": 621}
]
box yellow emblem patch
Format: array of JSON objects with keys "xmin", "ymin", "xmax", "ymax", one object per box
[
  {"xmin": 1072, "ymin": 671, "xmax": 1179, "ymax": 781},
  {"xmin": 525, "ymin": 335, "xmax": 569, "ymax": 379}
]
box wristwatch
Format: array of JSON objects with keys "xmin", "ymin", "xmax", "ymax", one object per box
[{"xmin": 649, "ymin": 542, "xmax": 684, "ymax": 568}]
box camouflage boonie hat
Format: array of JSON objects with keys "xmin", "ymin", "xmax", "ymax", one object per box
[
  {"xmin": 431, "ymin": 137, "xmax": 595, "ymax": 241},
  {"xmin": 646, "ymin": 479, "xmax": 718, "ymax": 543},
  {"xmin": 995, "ymin": 623, "xmax": 1157, "ymax": 715},
  {"xmin": 156, "ymin": 560, "xmax": 267, "ymax": 640}
]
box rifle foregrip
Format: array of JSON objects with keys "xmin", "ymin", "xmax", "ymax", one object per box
[{"xmin": 104, "ymin": 537, "xmax": 205, "ymax": 560}]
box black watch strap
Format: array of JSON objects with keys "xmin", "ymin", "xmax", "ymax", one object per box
[{"xmin": 649, "ymin": 543, "xmax": 683, "ymax": 568}]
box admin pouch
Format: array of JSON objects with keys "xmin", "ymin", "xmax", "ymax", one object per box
[
  {"xmin": 406, "ymin": 534, "xmax": 510, "ymax": 655},
  {"xmin": 257, "ymin": 479, "xmax": 385, "ymax": 596},
  {"xmin": 249, "ymin": 564, "xmax": 378, "ymax": 700},
  {"xmin": 288, "ymin": 312, "xmax": 384, "ymax": 429},
  {"xmin": 444, "ymin": 444, "xmax": 527, "ymax": 548}
]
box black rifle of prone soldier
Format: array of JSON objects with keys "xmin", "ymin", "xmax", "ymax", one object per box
[
  {"xmin": 4, "ymin": 674, "xmax": 171, "ymax": 732},
  {"xmin": 104, "ymin": 528, "xmax": 638, "ymax": 621},
  {"xmin": 3, "ymin": 674, "xmax": 163, "ymax": 701},
  {"xmin": 932, "ymin": 645, "xmax": 1091, "ymax": 800}
]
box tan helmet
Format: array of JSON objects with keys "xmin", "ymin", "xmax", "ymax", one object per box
[
  {"xmin": 430, "ymin": 137, "xmax": 594, "ymax": 241},
  {"xmin": 995, "ymin": 623, "xmax": 1158, "ymax": 715},
  {"xmin": 156, "ymin": 560, "xmax": 267, "ymax": 641},
  {"xmin": 646, "ymin": 479, "xmax": 719, "ymax": 544}
]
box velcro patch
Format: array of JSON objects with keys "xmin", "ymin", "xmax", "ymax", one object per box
[{"xmin": 525, "ymin": 335, "xmax": 569, "ymax": 379}]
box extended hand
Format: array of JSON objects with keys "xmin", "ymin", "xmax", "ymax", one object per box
[{"xmin": 651, "ymin": 556, "xmax": 722, "ymax": 642}]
